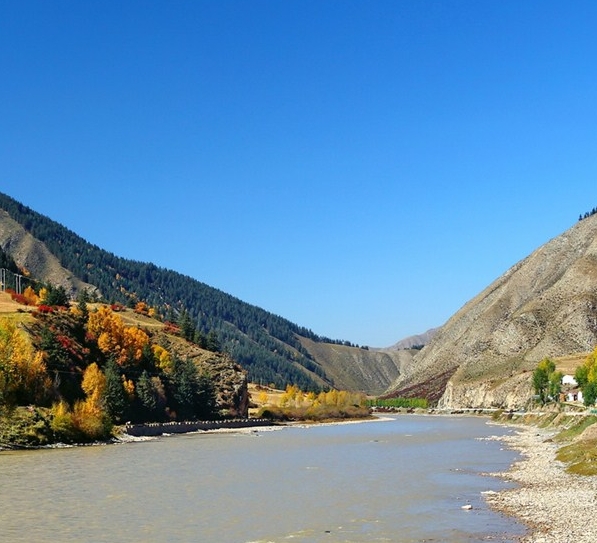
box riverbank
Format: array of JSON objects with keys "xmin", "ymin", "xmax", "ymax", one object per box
[{"xmin": 487, "ymin": 423, "xmax": 597, "ymax": 542}]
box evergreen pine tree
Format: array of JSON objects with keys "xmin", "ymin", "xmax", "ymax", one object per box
[
  {"xmin": 205, "ymin": 330, "xmax": 221, "ymax": 353},
  {"xmin": 136, "ymin": 370, "xmax": 157, "ymax": 420},
  {"xmin": 178, "ymin": 308, "xmax": 195, "ymax": 342},
  {"xmin": 171, "ymin": 356, "xmax": 199, "ymax": 420},
  {"xmin": 104, "ymin": 358, "xmax": 126, "ymax": 422}
]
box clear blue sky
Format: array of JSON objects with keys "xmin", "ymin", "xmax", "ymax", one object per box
[{"xmin": 1, "ymin": 1, "xmax": 596, "ymax": 347}]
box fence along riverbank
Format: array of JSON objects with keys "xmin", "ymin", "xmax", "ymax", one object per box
[{"xmin": 124, "ymin": 418, "xmax": 275, "ymax": 437}]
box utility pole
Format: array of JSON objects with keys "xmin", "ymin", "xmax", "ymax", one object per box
[{"xmin": 15, "ymin": 273, "xmax": 23, "ymax": 295}]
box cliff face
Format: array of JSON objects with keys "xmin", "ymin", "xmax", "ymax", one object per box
[{"xmin": 389, "ymin": 215, "xmax": 597, "ymax": 409}]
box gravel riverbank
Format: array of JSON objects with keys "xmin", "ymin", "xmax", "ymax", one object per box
[{"xmin": 486, "ymin": 425, "xmax": 597, "ymax": 543}]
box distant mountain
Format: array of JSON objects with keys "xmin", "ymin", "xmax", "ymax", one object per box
[
  {"xmin": 386, "ymin": 328, "xmax": 440, "ymax": 351},
  {"xmin": 387, "ymin": 213, "xmax": 597, "ymax": 409},
  {"xmin": 0, "ymin": 192, "xmax": 401, "ymax": 393},
  {"xmin": 298, "ymin": 337, "xmax": 413, "ymax": 396}
]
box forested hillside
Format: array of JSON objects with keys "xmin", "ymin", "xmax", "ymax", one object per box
[{"xmin": 0, "ymin": 192, "xmax": 337, "ymax": 391}]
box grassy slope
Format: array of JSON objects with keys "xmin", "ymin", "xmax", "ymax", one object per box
[
  {"xmin": 0, "ymin": 292, "xmax": 36, "ymax": 325},
  {"xmin": 300, "ymin": 337, "xmax": 412, "ymax": 396},
  {"xmin": 553, "ymin": 352, "xmax": 590, "ymax": 376}
]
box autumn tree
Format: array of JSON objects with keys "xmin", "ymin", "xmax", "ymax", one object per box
[
  {"xmin": 257, "ymin": 390, "xmax": 269, "ymax": 405},
  {"xmin": 87, "ymin": 306, "xmax": 149, "ymax": 366},
  {"xmin": 74, "ymin": 362, "xmax": 111, "ymax": 439},
  {"xmin": 134, "ymin": 301, "xmax": 149, "ymax": 315},
  {"xmin": 22, "ymin": 286, "xmax": 39, "ymax": 306},
  {"xmin": 0, "ymin": 318, "xmax": 51, "ymax": 407},
  {"xmin": 152, "ymin": 344, "xmax": 173, "ymax": 374},
  {"xmin": 81, "ymin": 362, "xmax": 106, "ymax": 405}
]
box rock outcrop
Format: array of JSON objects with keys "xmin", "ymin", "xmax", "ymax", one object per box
[
  {"xmin": 157, "ymin": 333, "xmax": 249, "ymax": 417},
  {"xmin": 389, "ymin": 214, "xmax": 597, "ymax": 409}
]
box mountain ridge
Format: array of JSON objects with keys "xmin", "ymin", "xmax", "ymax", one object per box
[
  {"xmin": 0, "ymin": 192, "xmax": 402, "ymax": 394},
  {"xmin": 385, "ymin": 328, "xmax": 439, "ymax": 351}
]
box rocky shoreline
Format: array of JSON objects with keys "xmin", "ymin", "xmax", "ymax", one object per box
[{"xmin": 487, "ymin": 424, "xmax": 597, "ymax": 543}]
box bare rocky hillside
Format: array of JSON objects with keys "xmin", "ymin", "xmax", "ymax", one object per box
[
  {"xmin": 388, "ymin": 214, "xmax": 597, "ymax": 409},
  {"xmin": 0, "ymin": 210, "xmax": 96, "ymax": 296}
]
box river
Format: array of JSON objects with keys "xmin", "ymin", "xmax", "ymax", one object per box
[{"xmin": 0, "ymin": 415, "xmax": 525, "ymax": 542}]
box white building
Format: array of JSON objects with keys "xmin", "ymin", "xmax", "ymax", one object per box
[{"xmin": 562, "ymin": 374, "xmax": 578, "ymax": 387}]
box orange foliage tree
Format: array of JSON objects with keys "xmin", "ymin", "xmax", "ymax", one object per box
[{"xmin": 87, "ymin": 306, "xmax": 149, "ymax": 366}]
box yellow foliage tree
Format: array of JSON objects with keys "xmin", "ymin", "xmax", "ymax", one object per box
[
  {"xmin": 122, "ymin": 376, "xmax": 135, "ymax": 400},
  {"xmin": 325, "ymin": 389, "xmax": 339, "ymax": 406},
  {"xmin": 81, "ymin": 362, "xmax": 106, "ymax": 406},
  {"xmin": 75, "ymin": 363, "xmax": 111, "ymax": 440},
  {"xmin": 22, "ymin": 286, "xmax": 39, "ymax": 306},
  {"xmin": 0, "ymin": 318, "xmax": 51, "ymax": 405},
  {"xmin": 38, "ymin": 287, "xmax": 48, "ymax": 304},
  {"xmin": 122, "ymin": 327, "xmax": 149, "ymax": 363},
  {"xmin": 89, "ymin": 305, "xmax": 124, "ymax": 351},
  {"xmin": 153, "ymin": 344, "xmax": 173, "ymax": 373},
  {"xmin": 50, "ymin": 400, "xmax": 77, "ymax": 440},
  {"xmin": 585, "ymin": 347, "xmax": 597, "ymax": 383},
  {"xmin": 72, "ymin": 398, "xmax": 110, "ymax": 440}
]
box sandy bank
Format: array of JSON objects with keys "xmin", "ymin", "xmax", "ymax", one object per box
[{"xmin": 486, "ymin": 425, "xmax": 597, "ymax": 543}]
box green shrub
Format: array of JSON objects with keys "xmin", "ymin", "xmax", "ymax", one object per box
[{"xmin": 367, "ymin": 397, "xmax": 429, "ymax": 409}]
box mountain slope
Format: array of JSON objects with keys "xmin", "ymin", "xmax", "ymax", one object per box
[
  {"xmin": 299, "ymin": 337, "xmax": 413, "ymax": 396},
  {"xmin": 0, "ymin": 192, "xmax": 392, "ymax": 393},
  {"xmin": 389, "ymin": 214, "xmax": 597, "ymax": 408}
]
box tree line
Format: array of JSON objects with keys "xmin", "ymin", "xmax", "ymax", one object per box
[{"xmin": 578, "ymin": 207, "xmax": 597, "ymax": 221}]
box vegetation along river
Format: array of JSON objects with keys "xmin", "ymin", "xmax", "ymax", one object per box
[{"xmin": 0, "ymin": 415, "xmax": 525, "ymax": 543}]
